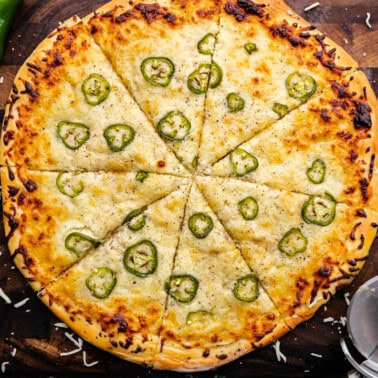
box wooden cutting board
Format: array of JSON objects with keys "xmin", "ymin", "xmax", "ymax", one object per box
[{"xmin": 0, "ymin": 0, "xmax": 377, "ymax": 376}]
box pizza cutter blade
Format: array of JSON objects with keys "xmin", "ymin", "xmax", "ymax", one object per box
[{"xmin": 340, "ymin": 276, "xmax": 378, "ymax": 378}]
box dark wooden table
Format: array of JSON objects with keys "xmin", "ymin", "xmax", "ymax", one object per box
[{"xmin": 0, "ymin": 1, "xmax": 377, "ymax": 377}]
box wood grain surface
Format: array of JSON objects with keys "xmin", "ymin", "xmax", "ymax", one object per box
[{"xmin": 0, "ymin": 0, "xmax": 377, "ymax": 377}]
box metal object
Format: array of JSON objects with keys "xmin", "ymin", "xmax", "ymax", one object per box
[{"xmin": 341, "ymin": 276, "xmax": 378, "ymax": 378}]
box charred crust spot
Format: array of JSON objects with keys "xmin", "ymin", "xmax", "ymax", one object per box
[
  {"xmin": 356, "ymin": 209, "xmax": 367, "ymax": 218},
  {"xmin": 320, "ymin": 108, "xmax": 331, "ymax": 122},
  {"xmin": 347, "ymin": 259, "xmax": 357, "ymax": 266},
  {"xmin": 314, "ymin": 49, "xmax": 351, "ymax": 74},
  {"xmin": 211, "ymin": 334, "xmax": 218, "ymax": 342},
  {"xmin": 216, "ymin": 354, "xmax": 228, "ymax": 360},
  {"xmin": 237, "ymin": 0, "xmax": 265, "ymax": 18},
  {"xmin": 132, "ymin": 346, "xmax": 145, "ymax": 354},
  {"xmin": 336, "ymin": 131, "xmax": 353, "ymax": 141},
  {"xmin": 349, "ymin": 149, "xmax": 358, "ymax": 163},
  {"xmin": 7, "ymin": 186, "xmax": 20, "ymax": 197},
  {"xmin": 350, "ymin": 222, "xmax": 362, "ymax": 240},
  {"xmin": 13, "ymin": 245, "xmax": 33, "ymax": 267},
  {"xmin": 134, "ymin": 3, "xmax": 175, "ymax": 24},
  {"xmin": 255, "ymin": 333, "xmax": 265, "ymax": 341},
  {"xmin": 90, "ymin": 25, "xmax": 98, "ymax": 34},
  {"xmin": 110, "ymin": 340, "xmax": 118, "ymax": 348},
  {"xmin": 203, "ymin": 348, "xmax": 210, "ymax": 358},
  {"xmin": 12, "ymin": 84, "xmax": 18, "ymax": 94},
  {"xmin": 317, "ymin": 266, "xmax": 332, "ymax": 278},
  {"xmin": 368, "ymin": 154, "xmax": 375, "ymax": 180},
  {"xmin": 299, "ymin": 32, "xmax": 311, "ymax": 38},
  {"xmin": 355, "ymin": 255, "xmax": 369, "ymax": 261},
  {"xmin": 371, "ymin": 222, "xmax": 378, "ymax": 228},
  {"xmin": 20, "ymin": 81, "xmax": 39, "ymax": 102},
  {"xmin": 196, "ymin": 9, "xmax": 216, "ymax": 18},
  {"xmin": 26, "ymin": 62, "xmax": 42, "ymax": 73},
  {"xmin": 267, "ymin": 313, "xmax": 275, "ymax": 320},
  {"xmin": 352, "ymin": 101, "xmax": 372, "ymax": 130},
  {"xmin": 310, "ymin": 280, "xmax": 321, "ymax": 303},
  {"xmin": 4, "ymin": 212, "xmax": 19, "ymax": 232},
  {"xmin": 7, "ymin": 167, "xmax": 15, "ymax": 181},
  {"xmin": 357, "ymin": 234, "xmax": 365, "ymax": 250},
  {"xmin": 3, "ymin": 130, "xmax": 15, "ymax": 146},
  {"xmin": 115, "ymin": 11, "xmax": 135, "ymax": 23},
  {"xmin": 359, "ymin": 178, "xmax": 369, "ymax": 202},
  {"xmin": 110, "ymin": 313, "xmax": 128, "ymax": 332},
  {"xmin": 224, "ymin": 2, "xmax": 245, "ymax": 21},
  {"xmin": 349, "ymin": 267, "xmax": 360, "ymax": 273},
  {"xmin": 288, "ymin": 36, "xmax": 306, "ymax": 47},
  {"xmin": 344, "ymin": 186, "xmax": 355, "ymax": 194}
]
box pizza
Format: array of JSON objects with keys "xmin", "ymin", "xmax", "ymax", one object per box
[{"xmin": 1, "ymin": 0, "xmax": 377, "ymax": 372}]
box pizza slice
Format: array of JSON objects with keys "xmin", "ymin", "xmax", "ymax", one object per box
[
  {"xmin": 2, "ymin": 166, "xmax": 190, "ymax": 290},
  {"xmin": 88, "ymin": 0, "xmax": 220, "ymax": 170},
  {"xmin": 197, "ymin": 176, "xmax": 378, "ymax": 325},
  {"xmin": 1, "ymin": 18, "xmax": 187, "ymax": 176},
  {"xmin": 38, "ymin": 184, "xmax": 190, "ymax": 367},
  {"xmin": 210, "ymin": 71, "xmax": 378, "ymax": 208},
  {"xmin": 155, "ymin": 183, "xmax": 289, "ymax": 371},
  {"xmin": 197, "ymin": 0, "xmax": 358, "ymax": 168}
]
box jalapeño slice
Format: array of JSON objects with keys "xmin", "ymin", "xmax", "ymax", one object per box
[
  {"xmin": 136, "ymin": 171, "xmax": 149, "ymax": 183},
  {"xmin": 103, "ymin": 124, "xmax": 135, "ymax": 152},
  {"xmin": 56, "ymin": 172, "xmax": 84, "ymax": 198},
  {"xmin": 82, "ymin": 73, "xmax": 111, "ymax": 106},
  {"xmin": 187, "ymin": 62, "xmax": 222, "ymax": 94},
  {"xmin": 227, "ymin": 92, "xmax": 245, "ymax": 112},
  {"xmin": 302, "ymin": 194, "xmax": 336, "ymax": 226},
  {"xmin": 230, "ymin": 148, "xmax": 258, "ymax": 176},
  {"xmin": 278, "ymin": 228, "xmax": 308, "ymax": 256},
  {"xmin": 238, "ymin": 197, "xmax": 259, "ymax": 220},
  {"xmin": 65, "ymin": 232, "xmax": 99, "ymax": 257},
  {"xmin": 57, "ymin": 121, "xmax": 90, "ymax": 150},
  {"xmin": 188, "ymin": 212, "xmax": 214, "ymax": 239},
  {"xmin": 86, "ymin": 267, "xmax": 117, "ymax": 299},
  {"xmin": 285, "ymin": 72, "xmax": 317, "ymax": 101},
  {"xmin": 186, "ymin": 310, "xmax": 213, "ymax": 325},
  {"xmin": 140, "ymin": 57, "xmax": 175, "ymax": 87},
  {"xmin": 124, "ymin": 207, "xmax": 147, "ymax": 231},
  {"xmin": 157, "ymin": 111, "xmax": 191, "ymax": 142},
  {"xmin": 166, "ymin": 274, "xmax": 199, "ymax": 303},
  {"xmin": 272, "ymin": 102, "xmax": 289, "ymax": 118},
  {"xmin": 233, "ymin": 274, "xmax": 259, "ymax": 302},
  {"xmin": 244, "ymin": 42, "xmax": 257, "ymax": 54},
  {"xmin": 123, "ymin": 240, "xmax": 157, "ymax": 277},
  {"xmin": 198, "ymin": 33, "xmax": 216, "ymax": 55},
  {"xmin": 306, "ymin": 159, "xmax": 326, "ymax": 184}
]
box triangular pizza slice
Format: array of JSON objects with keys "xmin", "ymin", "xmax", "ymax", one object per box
[
  {"xmin": 38, "ymin": 184, "xmax": 190, "ymax": 367},
  {"xmin": 197, "ymin": 176, "xmax": 378, "ymax": 325},
  {"xmin": 88, "ymin": 0, "xmax": 220, "ymax": 170},
  {"xmin": 155, "ymin": 183, "xmax": 289, "ymax": 371},
  {"xmin": 1, "ymin": 18, "xmax": 187, "ymax": 176},
  {"xmin": 210, "ymin": 71, "xmax": 378, "ymax": 208},
  {"xmin": 197, "ymin": 0, "xmax": 358, "ymax": 168},
  {"xmin": 1, "ymin": 166, "xmax": 190, "ymax": 290}
]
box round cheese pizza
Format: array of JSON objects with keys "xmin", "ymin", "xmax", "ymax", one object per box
[{"xmin": 1, "ymin": 0, "xmax": 377, "ymax": 372}]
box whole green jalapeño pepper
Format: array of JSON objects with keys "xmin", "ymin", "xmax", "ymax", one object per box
[
  {"xmin": 85, "ymin": 267, "xmax": 117, "ymax": 299},
  {"xmin": 233, "ymin": 274, "xmax": 259, "ymax": 302},
  {"xmin": 165, "ymin": 274, "xmax": 199, "ymax": 303},
  {"xmin": 82, "ymin": 73, "xmax": 111, "ymax": 105},
  {"xmin": 57, "ymin": 121, "xmax": 90, "ymax": 150},
  {"xmin": 141, "ymin": 57, "xmax": 175, "ymax": 87},
  {"xmin": 123, "ymin": 240, "xmax": 158, "ymax": 277},
  {"xmin": 103, "ymin": 124, "xmax": 135, "ymax": 152},
  {"xmin": 278, "ymin": 228, "xmax": 308, "ymax": 256},
  {"xmin": 0, "ymin": 0, "xmax": 22, "ymax": 61},
  {"xmin": 188, "ymin": 212, "xmax": 214, "ymax": 239},
  {"xmin": 65, "ymin": 232, "xmax": 100, "ymax": 258},
  {"xmin": 302, "ymin": 193, "xmax": 336, "ymax": 226}
]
